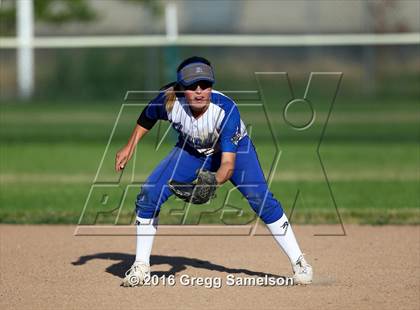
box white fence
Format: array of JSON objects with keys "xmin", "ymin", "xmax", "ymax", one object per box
[{"xmin": 1, "ymin": 0, "xmax": 419, "ymax": 99}]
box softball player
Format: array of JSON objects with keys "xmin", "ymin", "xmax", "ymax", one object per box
[{"xmin": 115, "ymin": 56, "xmax": 313, "ymax": 286}]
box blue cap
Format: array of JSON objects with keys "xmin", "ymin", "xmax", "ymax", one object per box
[{"xmin": 177, "ymin": 62, "xmax": 215, "ymax": 86}]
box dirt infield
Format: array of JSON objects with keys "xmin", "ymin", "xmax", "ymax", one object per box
[{"xmin": 1, "ymin": 225, "xmax": 419, "ymax": 310}]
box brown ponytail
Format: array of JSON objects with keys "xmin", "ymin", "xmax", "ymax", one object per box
[
  {"xmin": 164, "ymin": 86, "xmax": 177, "ymax": 113},
  {"xmin": 164, "ymin": 82, "xmax": 183, "ymax": 113}
]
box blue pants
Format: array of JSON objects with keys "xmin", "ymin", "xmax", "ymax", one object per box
[{"xmin": 135, "ymin": 136, "xmax": 283, "ymax": 224}]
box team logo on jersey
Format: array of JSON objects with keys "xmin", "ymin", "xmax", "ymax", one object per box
[
  {"xmin": 231, "ymin": 128, "xmax": 241, "ymax": 146},
  {"xmin": 172, "ymin": 122, "xmax": 183, "ymax": 132}
]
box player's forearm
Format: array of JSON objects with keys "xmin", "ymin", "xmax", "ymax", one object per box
[
  {"xmin": 215, "ymin": 161, "xmax": 235, "ymax": 184},
  {"xmin": 216, "ymin": 152, "xmax": 236, "ymax": 184},
  {"xmin": 216, "ymin": 152, "xmax": 236, "ymax": 185},
  {"xmin": 125, "ymin": 124, "xmax": 149, "ymax": 155}
]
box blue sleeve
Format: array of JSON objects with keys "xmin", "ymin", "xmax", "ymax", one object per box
[
  {"xmin": 219, "ymin": 104, "xmax": 241, "ymax": 153},
  {"xmin": 137, "ymin": 92, "xmax": 168, "ymax": 129}
]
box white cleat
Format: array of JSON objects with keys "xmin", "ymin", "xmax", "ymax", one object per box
[
  {"xmin": 122, "ymin": 261, "xmax": 150, "ymax": 287},
  {"xmin": 292, "ymin": 255, "xmax": 313, "ymax": 285}
]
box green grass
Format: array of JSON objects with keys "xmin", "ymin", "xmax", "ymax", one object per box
[{"xmin": 0, "ymin": 99, "xmax": 419, "ymax": 225}]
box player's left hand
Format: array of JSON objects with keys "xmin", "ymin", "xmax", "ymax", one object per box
[{"xmin": 168, "ymin": 170, "xmax": 217, "ymax": 204}]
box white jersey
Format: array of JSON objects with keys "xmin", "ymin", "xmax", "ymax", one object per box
[{"xmin": 138, "ymin": 90, "xmax": 247, "ymax": 155}]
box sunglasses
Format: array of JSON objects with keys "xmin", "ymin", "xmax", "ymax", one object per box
[{"xmin": 184, "ymin": 80, "xmax": 213, "ymax": 91}]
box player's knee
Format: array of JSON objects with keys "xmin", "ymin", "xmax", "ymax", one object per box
[
  {"xmin": 135, "ymin": 187, "xmax": 161, "ymax": 218},
  {"xmin": 246, "ymin": 192, "xmax": 265, "ymax": 209}
]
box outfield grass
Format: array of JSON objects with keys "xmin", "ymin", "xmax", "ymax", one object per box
[{"xmin": 0, "ymin": 99, "xmax": 419, "ymax": 224}]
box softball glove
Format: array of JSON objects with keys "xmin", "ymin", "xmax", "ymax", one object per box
[{"xmin": 168, "ymin": 170, "xmax": 217, "ymax": 204}]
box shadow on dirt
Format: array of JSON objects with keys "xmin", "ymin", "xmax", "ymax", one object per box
[{"xmin": 72, "ymin": 252, "xmax": 284, "ymax": 279}]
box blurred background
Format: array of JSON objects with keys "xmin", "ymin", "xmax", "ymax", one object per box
[{"xmin": 0, "ymin": 0, "xmax": 419, "ymax": 226}]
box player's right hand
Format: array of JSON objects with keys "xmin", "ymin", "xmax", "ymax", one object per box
[{"xmin": 115, "ymin": 147, "xmax": 131, "ymax": 172}]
